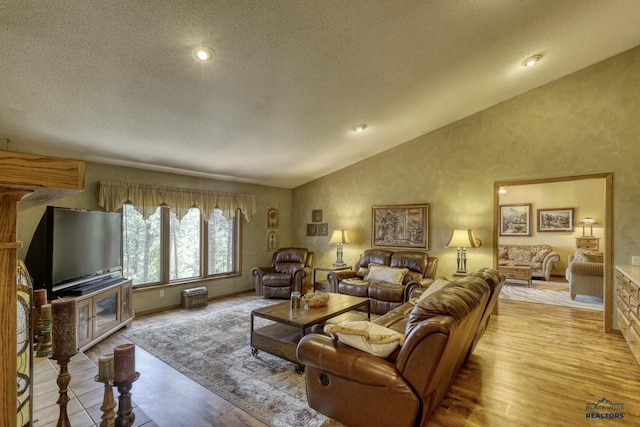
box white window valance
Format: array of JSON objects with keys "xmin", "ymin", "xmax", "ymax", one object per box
[{"xmin": 98, "ymin": 180, "xmax": 256, "ymax": 222}]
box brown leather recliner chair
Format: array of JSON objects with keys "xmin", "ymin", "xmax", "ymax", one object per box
[
  {"xmin": 251, "ymin": 247, "xmax": 314, "ymax": 298},
  {"xmin": 297, "ymin": 272, "xmax": 497, "ymax": 427}
]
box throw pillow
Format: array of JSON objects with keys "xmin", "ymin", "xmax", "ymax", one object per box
[
  {"xmin": 365, "ymin": 264, "xmax": 409, "ymax": 285},
  {"xmin": 414, "ymin": 277, "xmax": 451, "ymax": 304},
  {"xmin": 508, "ymin": 247, "xmax": 533, "ymax": 263},
  {"xmin": 324, "ymin": 321, "xmax": 405, "ymax": 358},
  {"xmin": 583, "ymin": 253, "xmax": 604, "ymax": 263},
  {"xmin": 532, "ymin": 249, "xmax": 550, "ymax": 263}
]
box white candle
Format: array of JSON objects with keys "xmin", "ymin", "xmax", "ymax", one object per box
[{"xmin": 98, "ymin": 353, "xmax": 114, "ymax": 382}]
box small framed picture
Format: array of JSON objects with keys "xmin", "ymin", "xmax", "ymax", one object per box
[
  {"xmin": 499, "ymin": 204, "xmax": 532, "ymax": 236},
  {"xmin": 312, "ymin": 209, "xmax": 323, "ymax": 222},
  {"xmin": 266, "ymin": 207, "xmax": 279, "ymax": 229},
  {"xmin": 317, "ymin": 223, "xmax": 328, "ymax": 236},
  {"xmin": 307, "ymin": 224, "xmax": 318, "ymax": 236},
  {"xmin": 266, "ymin": 230, "xmax": 279, "ymax": 251},
  {"xmin": 537, "ymin": 208, "xmax": 575, "ymax": 232}
]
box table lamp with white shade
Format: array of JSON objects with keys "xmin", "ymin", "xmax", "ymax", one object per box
[
  {"xmin": 446, "ymin": 229, "xmax": 482, "ymax": 275},
  {"xmin": 329, "ymin": 229, "xmax": 351, "ymax": 267}
]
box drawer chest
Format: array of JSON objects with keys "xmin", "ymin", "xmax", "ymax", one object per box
[
  {"xmin": 576, "ymin": 237, "xmax": 600, "ymax": 251},
  {"xmin": 615, "ymin": 265, "xmax": 640, "ymax": 364}
]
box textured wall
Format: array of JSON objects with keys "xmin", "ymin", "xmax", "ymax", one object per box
[
  {"xmin": 17, "ymin": 162, "xmax": 292, "ymax": 313},
  {"xmin": 293, "ymin": 45, "xmax": 640, "ymax": 292}
]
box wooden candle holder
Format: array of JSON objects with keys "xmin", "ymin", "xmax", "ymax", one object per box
[
  {"xmin": 95, "ymin": 375, "xmax": 116, "ymax": 427},
  {"xmin": 111, "ymin": 372, "xmax": 140, "ymax": 427},
  {"xmin": 36, "ymin": 308, "xmax": 53, "ymax": 357},
  {"xmin": 48, "ymin": 352, "xmax": 78, "ymax": 427}
]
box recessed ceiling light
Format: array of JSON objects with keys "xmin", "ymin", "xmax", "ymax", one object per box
[
  {"xmin": 192, "ymin": 46, "xmax": 215, "ymax": 63},
  {"xmin": 352, "ymin": 124, "xmax": 367, "ymax": 133},
  {"xmin": 521, "ymin": 54, "xmax": 542, "ymax": 68}
]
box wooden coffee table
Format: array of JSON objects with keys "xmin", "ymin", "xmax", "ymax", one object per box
[
  {"xmin": 250, "ymin": 293, "xmax": 370, "ymax": 372},
  {"xmin": 498, "ymin": 265, "xmax": 533, "ymax": 287}
]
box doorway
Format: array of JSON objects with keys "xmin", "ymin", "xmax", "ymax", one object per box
[{"xmin": 493, "ymin": 173, "xmax": 613, "ymax": 332}]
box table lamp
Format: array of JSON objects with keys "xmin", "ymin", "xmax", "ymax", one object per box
[
  {"xmin": 329, "ymin": 229, "xmax": 351, "ymax": 267},
  {"xmin": 446, "ymin": 229, "xmax": 481, "ymax": 275},
  {"xmin": 579, "ymin": 217, "xmax": 597, "ymax": 236}
]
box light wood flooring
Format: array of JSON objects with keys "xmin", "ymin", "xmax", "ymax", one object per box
[{"xmin": 84, "ymin": 292, "xmax": 640, "ymax": 426}]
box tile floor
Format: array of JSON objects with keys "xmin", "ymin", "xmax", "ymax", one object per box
[{"xmin": 32, "ymin": 353, "xmax": 155, "ymax": 427}]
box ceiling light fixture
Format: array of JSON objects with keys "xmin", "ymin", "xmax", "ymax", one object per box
[
  {"xmin": 352, "ymin": 124, "xmax": 367, "ymax": 133},
  {"xmin": 521, "ymin": 54, "xmax": 542, "ymax": 68},
  {"xmin": 192, "ymin": 46, "xmax": 215, "ymax": 63}
]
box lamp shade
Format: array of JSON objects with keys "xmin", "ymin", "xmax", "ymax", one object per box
[
  {"xmin": 446, "ymin": 229, "xmax": 481, "ymax": 248},
  {"xmin": 579, "ymin": 217, "xmax": 597, "ymax": 226},
  {"xmin": 329, "ymin": 229, "xmax": 351, "ymax": 245}
]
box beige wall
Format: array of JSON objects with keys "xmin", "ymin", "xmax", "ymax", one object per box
[
  {"xmin": 292, "ymin": 46, "xmax": 640, "ymax": 302},
  {"xmin": 17, "ymin": 162, "xmax": 292, "ymax": 314}
]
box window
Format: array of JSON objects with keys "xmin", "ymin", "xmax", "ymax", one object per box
[
  {"xmin": 122, "ymin": 204, "xmax": 161, "ymax": 285},
  {"xmin": 123, "ymin": 204, "xmax": 240, "ymax": 287},
  {"xmin": 169, "ymin": 208, "xmax": 201, "ymax": 281},
  {"xmin": 208, "ymin": 209, "xmax": 235, "ymax": 275}
]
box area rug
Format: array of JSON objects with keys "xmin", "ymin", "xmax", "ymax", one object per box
[
  {"xmin": 121, "ymin": 297, "xmax": 328, "ymax": 427},
  {"xmin": 499, "ymin": 279, "xmax": 603, "ymax": 311}
]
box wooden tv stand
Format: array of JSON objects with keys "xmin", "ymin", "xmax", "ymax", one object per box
[{"xmin": 58, "ymin": 277, "xmax": 134, "ymax": 351}]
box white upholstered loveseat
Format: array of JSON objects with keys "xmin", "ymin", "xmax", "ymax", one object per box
[{"xmin": 498, "ymin": 244, "xmax": 560, "ymax": 281}]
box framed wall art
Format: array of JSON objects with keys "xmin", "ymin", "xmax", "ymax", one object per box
[
  {"xmin": 371, "ymin": 204, "xmax": 429, "ymax": 249},
  {"xmin": 537, "ymin": 207, "xmax": 575, "ymax": 232},
  {"xmin": 266, "ymin": 207, "xmax": 279, "ymax": 229},
  {"xmin": 499, "ymin": 204, "xmax": 532, "ymax": 236},
  {"xmin": 317, "ymin": 223, "xmax": 328, "ymax": 236},
  {"xmin": 312, "ymin": 209, "xmax": 323, "ymax": 223},
  {"xmin": 266, "ymin": 230, "xmax": 279, "ymax": 251},
  {"xmin": 306, "ymin": 224, "xmax": 318, "ymax": 236}
]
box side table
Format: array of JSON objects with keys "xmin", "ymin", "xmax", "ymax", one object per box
[{"xmin": 313, "ymin": 265, "xmax": 352, "ymax": 292}]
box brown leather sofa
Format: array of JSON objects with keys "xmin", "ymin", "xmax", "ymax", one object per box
[
  {"xmin": 296, "ymin": 268, "xmax": 504, "ymax": 427},
  {"xmin": 327, "ymin": 249, "xmax": 438, "ymax": 314},
  {"xmin": 251, "ymin": 247, "xmax": 314, "ymax": 298}
]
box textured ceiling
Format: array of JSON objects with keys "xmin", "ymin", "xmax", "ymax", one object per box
[{"xmin": 2, "ymin": 1, "xmax": 640, "ymax": 188}]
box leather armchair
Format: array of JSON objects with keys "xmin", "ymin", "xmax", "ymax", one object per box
[{"xmin": 252, "ymin": 247, "xmax": 314, "ymax": 298}]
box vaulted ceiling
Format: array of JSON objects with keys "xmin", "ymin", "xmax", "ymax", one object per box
[{"xmin": 2, "ymin": 1, "xmax": 640, "ymax": 188}]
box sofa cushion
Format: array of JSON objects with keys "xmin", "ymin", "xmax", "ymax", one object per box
[
  {"xmin": 359, "ymin": 250, "xmax": 393, "ymax": 269},
  {"xmin": 324, "ymin": 320, "xmax": 405, "ymax": 357},
  {"xmin": 338, "ymin": 278, "xmax": 370, "ymax": 297},
  {"xmin": 415, "ymin": 277, "xmax": 451, "ymax": 304},
  {"xmin": 583, "ymin": 253, "xmax": 604, "ymax": 263},
  {"xmin": 532, "ymin": 249, "xmax": 550, "ymax": 262},
  {"xmin": 406, "ymin": 277, "xmax": 489, "ymax": 336},
  {"xmin": 262, "ymin": 273, "xmax": 292, "ymax": 287},
  {"xmin": 368, "ymin": 282, "xmax": 404, "ymax": 303},
  {"xmin": 404, "ymin": 271, "xmax": 423, "ymax": 284},
  {"xmin": 507, "ymin": 246, "xmax": 534, "ymax": 263},
  {"xmin": 365, "ymin": 264, "xmax": 409, "ymax": 285}
]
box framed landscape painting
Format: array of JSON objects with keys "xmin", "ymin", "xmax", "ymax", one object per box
[
  {"xmin": 537, "ymin": 207, "xmax": 575, "ymax": 232},
  {"xmin": 372, "ymin": 204, "xmax": 429, "ymax": 249},
  {"xmin": 499, "ymin": 204, "xmax": 531, "ymax": 236}
]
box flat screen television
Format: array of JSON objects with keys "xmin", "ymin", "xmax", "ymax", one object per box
[{"xmin": 25, "ymin": 206, "xmax": 123, "ymax": 297}]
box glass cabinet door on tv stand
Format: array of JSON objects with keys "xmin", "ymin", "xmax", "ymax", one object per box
[{"xmin": 75, "ymin": 278, "xmax": 134, "ymax": 351}]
